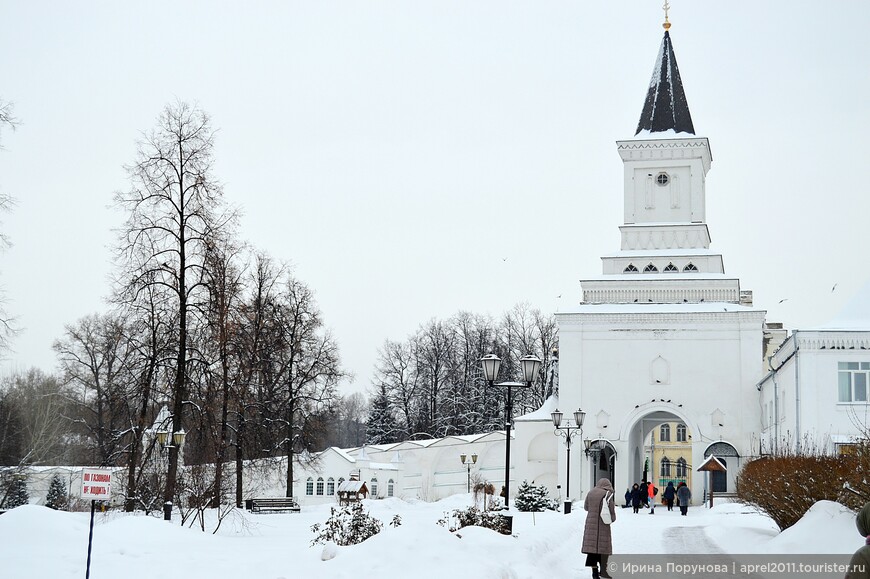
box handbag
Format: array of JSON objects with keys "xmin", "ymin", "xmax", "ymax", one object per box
[{"xmin": 600, "ymin": 491, "xmax": 613, "ymax": 525}]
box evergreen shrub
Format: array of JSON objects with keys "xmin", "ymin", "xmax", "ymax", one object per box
[
  {"xmin": 45, "ymin": 474, "xmax": 69, "ymax": 510},
  {"xmin": 514, "ymin": 480, "xmax": 558, "ymax": 512},
  {"xmin": 310, "ymin": 503, "xmax": 383, "ymax": 546}
]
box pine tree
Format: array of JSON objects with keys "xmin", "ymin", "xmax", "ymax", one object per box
[
  {"xmin": 366, "ymin": 384, "xmax": 400, "ymax": 444},
  {"xmin": 514, "ymin": 480, "xmax": 554, "ymax": 512},
  {"xmin": 5, "ymin": 475, "xmax": 29, "ymax": 508},
  {"xmin": 45, "ymin": 474, "xmax": 69, "ymax": 510}
]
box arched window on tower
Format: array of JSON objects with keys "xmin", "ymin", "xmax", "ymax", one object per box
[
  {"xmin": 660, "ymin": 457, "xmax": 671, "ymax": 477},
  {"xmin": 660, "ymin": 423, "xmax": 671, "ymax": 442},
  {"xmin": 643, "ymin": 263, "xmax": 659, "ymax": 273},
  {"xmin": 676, "ymin": 423, "xmax": 687, "ymax": 442},
  {"xmin": 683, "ymin": 263, "xmax": 698, "ymax": 272},
  {"xmin": 664, "ymin": 263, "xmax": 678, "ymax": 272},
  {"xmin": 676, "ymin": 458, "xmax": 688, "ymax": 478},
  {"xmin": 624, "ymin": 264, "xmax": 639, "ymax": 273}
]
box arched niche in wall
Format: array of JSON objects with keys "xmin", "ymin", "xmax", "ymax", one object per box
[{"xmin": 650, "ymin": 355, "xmax": 670, "ymax": 385}]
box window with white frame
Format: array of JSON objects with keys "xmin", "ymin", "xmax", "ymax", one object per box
[
  {"xmin": 387, "ymin": 479, "xmax": 394, "ymax": 497},
  {"xmin": 306, "ymin": 477, "xmax": 314, "ymax": 496},
  {"xmin": 839, "ymin": 362, "xmax": 869, "ymax": 402},
  {"xmin": 643, "ymin": 263, "xmax": 659, "ymax": 273},
  {"xmin": 316, "ymin": 477, "xmax": 324, "ymax": 495},
  {"xmin": 371, "ymin": 477, "xmax": 378, "ymax": 497},
  {"xmin": 327, "ymin": 477, "xmax": 335, "ymax": 495},
  {"xmin": 676, "ymin": 423, "xmax": 687, "ymax": 442},
  {"xmin": 660, "ymin": 424, "xmax": 670, "ymax": 442}
]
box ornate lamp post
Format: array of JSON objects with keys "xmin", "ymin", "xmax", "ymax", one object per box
[
  {"xmin": 480, "ymin": 353, "xmax": 541, "ymax": 510},
  {"xmin": 460, "ymin": 453, "xmax": 478, "ymax": 493},
  {"xmin": 551, "ymin": 408, "xmax": 585, "ymax": 514},
  {"xmin": 154, "ymin": 427, "xmax": 187, "ymax": 520}
]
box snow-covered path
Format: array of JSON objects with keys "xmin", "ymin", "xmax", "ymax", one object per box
[{"xmin": 0, "ymin": 499, "xmax": 861, "ymax": 579}]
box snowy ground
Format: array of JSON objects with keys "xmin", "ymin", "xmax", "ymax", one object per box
[{"xmin": 0, "ymin": 498, "xmax": 861, "ymax": 579}]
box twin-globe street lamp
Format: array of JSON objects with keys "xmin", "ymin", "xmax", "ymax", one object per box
[
  {"xmin": 460, "ymin": 453, "xmax": 478, "ymax": 493},
  {"xmin": 551, "ymin": 408, "xmax": 586, "ymax": 514},
  {"xmin": 480, "ymin": 353, "xmax": 541, "ymax": 510},
  {"xmin": 154, "ymin": 428, "xmax": 187, "ymax": 521}
]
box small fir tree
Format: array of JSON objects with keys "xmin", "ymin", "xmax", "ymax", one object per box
[
  {"xmin": 514, "ymin": 480, "xmax": 555, "ymax": 512},
  {"xmin": 45, "ymin": 474, "xmax": 69, "ymax": 511},
  {"xmin": 5, "ymin": 476, "xmax": 29, "ymax": 508}
]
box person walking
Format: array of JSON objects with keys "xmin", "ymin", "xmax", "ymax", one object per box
[
  {"xmin": 647, "ymin": 479, "xmax": 657, "ymax": 514},
  {"xmin": 639, "ymin": 481, "xmax": 649, "ymax": 509},
  {"xmin": 624, "ymin": 488, "xmax": 631, "ymax": 508},
  {"xmin": 676, "ymin": 482, "xmax": 692, "ymax": 516},
  {"xmin": 846, "ymin": 502, "xmax": 870, "ymax": 579},
  {"xmin": 582, "ymin": 478, "xmax": 617, "ymax": 579},
  {"xmin": 630, "ymin": 483, "xmax": 643, "ymax": 514},
  {"xmin": 663, "ymin": 481, "xmax": 676, "ymax": 511}
]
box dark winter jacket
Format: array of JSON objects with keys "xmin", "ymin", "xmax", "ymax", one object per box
[
  {"xmin": 630, "ymin": 485, "xmax": 643, "ymax": 507},
  {"xmin": 582, "ymin": 478, "xmax": 616, "ymax": 555},
  {"xmin": 676, "ymin": 484, "xmax": 691, "ymax": 505},
  {"xmin": 663, "ymin": 482, "xmax": 676, "ymax": 501}
]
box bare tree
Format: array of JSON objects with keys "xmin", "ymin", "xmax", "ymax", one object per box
[
  {"xmin": 113, "ymin": 101, "xmax": 234, "ymax": 512},
  {"xmin": 54, "ymin": 314, "xmax": 137, "ymax": 466},
  {"xmin": 0, "ymin": 99, "xmax": 18, "ymax": 352}
]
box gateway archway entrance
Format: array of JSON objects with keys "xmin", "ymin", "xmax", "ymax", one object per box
[{"xmin": 627, "ymin": 411, "xmax": 695, "ymax": 494}]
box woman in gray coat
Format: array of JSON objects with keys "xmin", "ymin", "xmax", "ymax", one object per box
[
  {"xmin": 582, "ymin": 478, "xmax": 617, "ymax": 579},
  {"xmin": 676, "ymin": 482, "xmax": 692, "ymax": 516}
]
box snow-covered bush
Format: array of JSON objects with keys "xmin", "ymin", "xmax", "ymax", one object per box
[
  {"xmin": 436, "ymin": 506, "xmax": 509, "ymax": 534},
  {"xmin": 514, "ymin": 480, "xmax": 558, "ymax": 512},
  {"xmin": 310, "ymin": 503, "xmax": 383, "ymax": 546},
  {"xmin": 737, "ymin": 449, "xmax": 857, "ymax": 530},
  {"xmin": 45, "ymin": 474, "xmax": 69, "ymax": 511}
]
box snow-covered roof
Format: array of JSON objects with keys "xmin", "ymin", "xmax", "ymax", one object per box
[
  {"xmin": 337, "ymin": 480, "xmax": 367, "ymax": 493},
  {"xmin": 515, "ymin": 394, "xmax": 559, "ymax": 422},
  {"xmin": 328, "ymin": 447, "xmax": 356, "ymax": 463},
  {"xmin": 815, "ymin": 278, "xmax": 870, "ymax": 331},
  {"xmin": 697, "ymin": 455, "xmax": 727, "ymax": 472},
  {"xmin": 635, "ymin": 30, "xmax": 695, "ymax": 136}
]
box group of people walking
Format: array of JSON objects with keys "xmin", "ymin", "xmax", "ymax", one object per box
[
  {"xmin": 580, "ymin": 478, "xmax": 693, "ymax": 579},
  {"xmin": 625, "ymin": 480, "xmax": 692, "ymax": 515}
]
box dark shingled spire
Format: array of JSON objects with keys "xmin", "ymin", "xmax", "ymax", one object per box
[{"xmin": 635, "ymin": 31, "xmax": 695, "ymax": 135}]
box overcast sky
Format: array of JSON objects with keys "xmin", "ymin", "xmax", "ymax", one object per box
[{"xmin": 1, "ymin": 2, "xmax": 869, "ymax": 396}]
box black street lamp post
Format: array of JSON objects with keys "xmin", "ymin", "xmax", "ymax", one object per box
[
  {"xmin": 460, "ymin": 453, "xmax": 478, "ymax": 493},
  {"xmin": 551, "ymin": 408, "xmax": 586, "ymax": 514},
  {"xmin": 155, "ymin": 428, "xmax": 187, "ymax": 521},
  {"xmin": 480, "ymin": 353, "xmax": 541, "ymax": 510}
]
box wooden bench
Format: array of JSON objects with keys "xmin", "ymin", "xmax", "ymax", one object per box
[{"xmin": 250, "ymin": 497, "xmax": 301, "ymax": 514}]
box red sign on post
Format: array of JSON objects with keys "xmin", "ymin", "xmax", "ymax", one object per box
[{"xmin": 81, "ymin": 468, "xmax": 112, "ymax": 500}]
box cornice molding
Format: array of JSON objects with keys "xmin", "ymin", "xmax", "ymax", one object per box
[{"xmin": 557, "ymin": 311, "xmax": 766, "ymax": 325}]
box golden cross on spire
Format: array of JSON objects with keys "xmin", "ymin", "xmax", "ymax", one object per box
[{"xmin": 662, "ymin": 0, "xmax": 672, "ymax": 30}]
